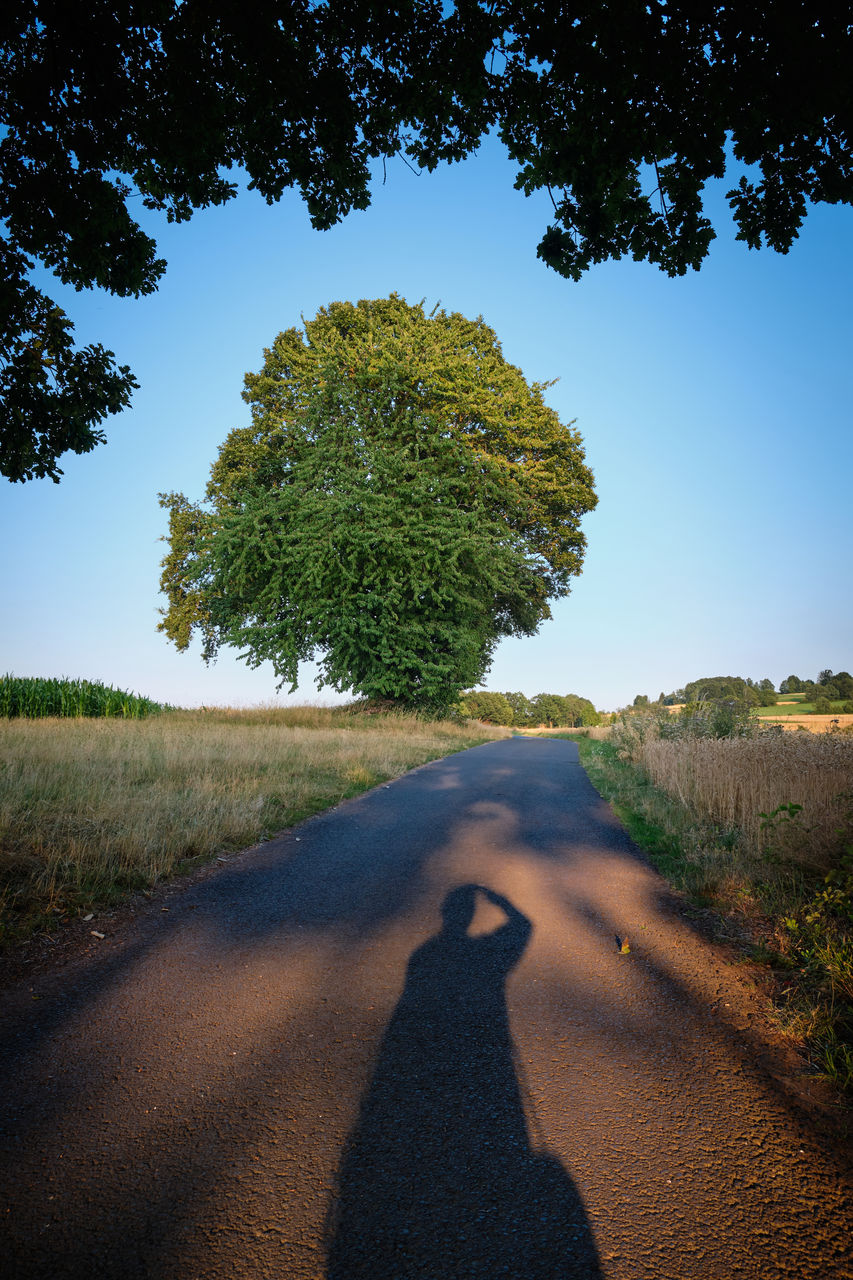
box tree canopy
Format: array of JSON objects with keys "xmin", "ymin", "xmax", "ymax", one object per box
[
  {"xmin": 459, "ymin": 691, "xmax": 516, "ymax": 727},
  {"xmin": 683, "ymin": 675, "xmax": 762, "ymax": 706},
  {"xmin": 158, "ymin": 296, "xmax": 596, "ymax": 710},
  {"xmin": 460, "ymin": 690, "xmax": 600, "ymax": 727},
  {"xmin": 529, "ymin": 692, "xmax": 600, "ymax": 728},
  {"xmin": 3, "ymin": 3, "xmax": 851, "ymax": 479},
  {"xmin": 781, "ymin": 670, "xmax": 853, "ymax": 700}
]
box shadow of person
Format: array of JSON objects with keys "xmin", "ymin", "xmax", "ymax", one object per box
[{"xmin": 326, "ymin": 884, "xmax": 603, "ymax": 1278}]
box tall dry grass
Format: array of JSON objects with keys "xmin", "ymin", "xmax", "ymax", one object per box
[
  {"xmin": 579, "ymin": 723, "xmax": 853, "ymax": 1088},
  {"xmin": 582, "ymin": 724, "xmax": 612, "ymax": 742},
  {"xmin": 0, "ymin": 708, "xmax": 506, "ymax": 939},
  {"xmin": 639, "ymin": 732, "xmax": 853, "ymax": 868}
]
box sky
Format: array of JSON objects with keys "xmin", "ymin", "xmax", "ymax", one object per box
[{"xmin": 2, "ymin": 137, "xmax": 851, "ymax": 712}]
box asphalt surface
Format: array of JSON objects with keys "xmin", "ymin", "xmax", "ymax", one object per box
[{"xmin": 1, "ymin": 737, "xmax": 850, "ymax": 1279}]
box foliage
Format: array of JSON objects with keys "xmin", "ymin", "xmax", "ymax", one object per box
[
  {"xmin": 834, "ymin": 672, "xmax": 853, "ymax": 700},
  {"xmin": 617, "ymin": 699, "xmax": 761, "ymax": 749},
  {"xmin": 459, "ymin": 691, "xmax": 515, "ymax": 725},
  {"xmin": 0, "ymin": 247, "xmax": 138, "ymax": 481},
  {"xmin": 793, "ymin": 669, "xmax": 853, "ymax": 701},
  {"xmin": 0, "ymin": 674, "xmax": 166, "ymax": 719},
  {"xmin": 640, "ymin": 699, "xmax": 764, "ymax": 749},
  {"xmin": 462, "ymin": 688, "xmax": 601, "ymax": 729},
  {"xmin": 4, "ymin": 4, "xmax": 851, "ymax": 478},
  {"xmin": 661, "ymin": 689, "xmax": 686, "ymax": 706},
  {"xmin": 502, "ymin": 690, "xmax": 536, "ymax": 728},
  {"xmin": 531, "ymin": 692, "xmax": 600, "ymax": 727},
  {"xmin": 158, "ymin": 296, "xmax": 596, "ymax": 712},
  {"xmin": 659, "ymin": 671, "xmax": 853, "ymax": 707},
  {"xmin": 682, "ymin": 675, "xmax": 761, "ymax": 707}
]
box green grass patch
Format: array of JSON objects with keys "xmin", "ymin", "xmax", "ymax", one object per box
[
  {"xmin": 755, "ymin": 696, "xmax": 850, "ymax": 716},
  {"xmin": 756, "ymin": 701, "xmax": 820, "ymax": 716},
  {"xmin": 576, "ymin": 736, "xmax": 853, "ymax": 1092}
]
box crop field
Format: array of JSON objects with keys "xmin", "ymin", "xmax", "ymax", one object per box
[
  {"xmin": 639, "ymin": 731, "xmax": 853, "ymax": 862},
  {"xmin": 0, "ymin": 707, "xmax": 507, "ymax": 943},
  {"xmin": 758, "ymin": 714, "xmax": 853, "ymax": 732},
  {"xmin": 578, "ymin": 719, "xmax": 853, "ymax": 1088},
  {"xmin": 0, "ymin": 675, "xmax": 166, "ymax": 719}
]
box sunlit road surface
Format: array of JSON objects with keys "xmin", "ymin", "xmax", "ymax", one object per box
[{"xmin": 1, "ymin": 738, "xmax": 850, "ymax": 1279}]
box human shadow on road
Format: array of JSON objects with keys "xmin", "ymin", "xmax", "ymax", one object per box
[{"xmin": 326, "ymin": 884, "xmax": 603, "ymax": 1279}]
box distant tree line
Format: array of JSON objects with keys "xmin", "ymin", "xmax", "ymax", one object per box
[
  {"xmin": 779, "ymin": 670, "xmax": 853, "ymax": 701},
  {"xmin": 460, "ymin": 691, "xmax": 601, "ymax": 728},
  {"xmin": 631, "ymin": 669, "xmax": 853, "ymax": 714},
  {"xmin": 633, "ymin": 676, "xmax": 777, "ymax": 709}
]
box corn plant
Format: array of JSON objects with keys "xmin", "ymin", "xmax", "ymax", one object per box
[{"xmin": 0, "ymin": 675, "xmax": 167, "ymax": 719}]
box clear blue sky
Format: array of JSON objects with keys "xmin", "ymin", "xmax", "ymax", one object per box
[{"xmin": 2, "ymin": 138, "xmax": 851, "ymax": 711}]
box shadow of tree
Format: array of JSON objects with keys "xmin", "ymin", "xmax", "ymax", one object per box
[{"xmin": 326, "ymin": 884, "xmax": 603, "ymax": 1279}]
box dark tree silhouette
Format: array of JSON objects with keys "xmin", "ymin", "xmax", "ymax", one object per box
[{"xmin": 3, "ymin": 4, "xmax": 850, "ymax": 479}]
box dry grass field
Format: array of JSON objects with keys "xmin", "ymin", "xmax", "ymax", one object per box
[
  {"xmin": 522, "ymin": 724, "xmax": 612, "ymax": 739},
  {"xmin": 0, "ymin": 707, "xmax": 507, "ymax": 942}
]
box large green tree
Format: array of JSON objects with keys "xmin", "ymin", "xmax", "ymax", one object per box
[
  {"xmin": 683, "ymin": 675, "xmax": 757, "ymax": 704},
  {"xmin": 158, "ymin": 296, "xmax": 596, "ymax": 710},
  {"xmin": 459, "ymin": 691, "xmax": 515, "ymax": 726},
  {"xmin": 530, "ymin": 692, "xmax": 599, "ymax": 727},
  {"xmin": 3, "ymin": 3, "xmax": 851, "ymax": 479}
]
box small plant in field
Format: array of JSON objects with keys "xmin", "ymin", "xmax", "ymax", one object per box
[
  {"xmin": 816, "ymin": 1038, "xmax": 853, "ymax": 1092},
  {"xmin": 773, "ymin": 840, "xmax": 853, "ymax": 1087},
  {"xmin": 758, "ymin": 802, "xmax": 804, "ymax": 864},
  {"xmin": 760, "ymin": 802, "xmax": 803, "ymax": 824}
]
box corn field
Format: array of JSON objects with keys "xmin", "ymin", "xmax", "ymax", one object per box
[{"xmin": 0, "ymin": 675, "xmax": 167, "ymax": 719}]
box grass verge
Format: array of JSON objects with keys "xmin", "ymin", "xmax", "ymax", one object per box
[
  {"xmin": 575, "ymin": 735, "xmax": 853, "ymax": 1094},
  {"xmin": 0, "ymin": 707, "xmax": 506, "ymax": 947}
]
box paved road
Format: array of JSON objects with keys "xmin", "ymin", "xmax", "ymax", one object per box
[{"xmin": 1, "ymin": 738, "xmax": 850, "ymax": 1278}]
